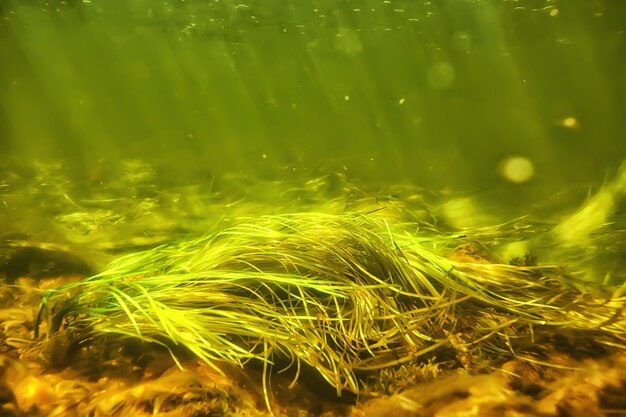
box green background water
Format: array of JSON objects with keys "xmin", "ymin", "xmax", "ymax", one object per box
[{"xmin": 1, "ymin": 0, "xmax": 625, "ymax": 209}]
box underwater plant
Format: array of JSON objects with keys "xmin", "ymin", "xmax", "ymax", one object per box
[{"xmin": 35, "ymin": 211, "xmax": 626, "ymax": 411}]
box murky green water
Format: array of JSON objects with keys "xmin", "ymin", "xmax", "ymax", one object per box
[{"xmin": 2, "ymin": 1, "xmax": 625, "ymax": 199}]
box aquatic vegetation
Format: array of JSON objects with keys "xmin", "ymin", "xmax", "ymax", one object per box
[
  {"xmin": 35, "ymin": 211, "xmax": 626, "ymax": 411},
  {"xmin": 553, "ymin": 161, "xmax": 626, "ymax": 247}
]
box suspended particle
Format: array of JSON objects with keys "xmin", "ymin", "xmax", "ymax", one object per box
[
  {"xmin": 562, "ymin": 117, "xmax": 579, "ymax": 129},
  {"xmin": 499, "ymin": 156, "xmax": 535, "ymax": 184}
]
